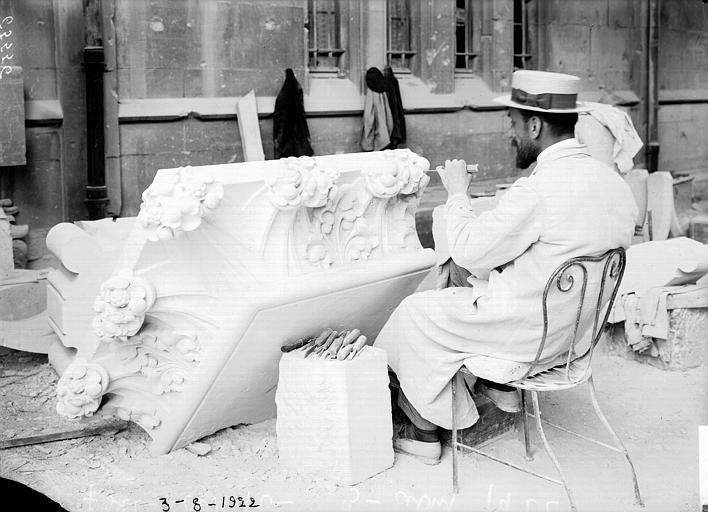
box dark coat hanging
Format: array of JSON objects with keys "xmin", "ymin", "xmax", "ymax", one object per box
[
  {"xmin": 383, "ymin": 65, "xmax": 406, "ymax": 149},
  {"xmin": 361, "ymin": 67, "xmax": 394, "ymax": 151},
  {"xmin": 273, "ymin": 69, "xmax": 314, "ymax": 159}
]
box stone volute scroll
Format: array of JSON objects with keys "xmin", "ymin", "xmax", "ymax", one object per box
[{"xmin": 46, "ymin": 150, "xmax": 436, "ymax": 455}]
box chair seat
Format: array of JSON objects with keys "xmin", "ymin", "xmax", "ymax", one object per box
[
  {"xmin": 512, "ymin": 356, "xmax": 592, "ymax": 391},
  {"xmin": 461, "ymin": 350, "xmax": 571, "ymax": 384}
]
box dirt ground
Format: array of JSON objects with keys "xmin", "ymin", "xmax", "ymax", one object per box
[
  {"xmin": 1, "ymin": 337, "xmax": 706, "ymax": 512},
  {"xmin": 2, "ymin": 185, "xmax": 707, "ymax": 512}
]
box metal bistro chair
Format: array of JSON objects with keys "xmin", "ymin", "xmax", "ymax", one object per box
[{"xmin": 450, "ymin": 248, "xmax": 644, "ymax": 511}]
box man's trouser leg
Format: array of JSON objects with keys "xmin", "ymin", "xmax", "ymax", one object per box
[
  {"xmin": 396, "ymin": 388, "xmax": 441, "ymax": 443},
  {"xmin": 441, "ymin": 259, "xmax": 515, "ymax": 393},
  {"xmin": 397, "ymin": 389, "xmax": 437, "ymax": 431}
]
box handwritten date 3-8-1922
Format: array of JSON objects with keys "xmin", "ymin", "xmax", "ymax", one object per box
[{"xmin": 160, "ymin": 496, "xmax": 260, "ymax": 511}]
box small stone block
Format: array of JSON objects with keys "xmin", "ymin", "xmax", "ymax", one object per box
[
  {"xmin": 0, "ymin": 280, "xmax": 46, "ymax": 321},
  {"xmin": 689, "ymin": 215, "xmax": 708, "ymax": 244},
  {"xmin": 275, "ymin": 346, "xmax": 394, "ymax": 485},
  {"xmin": 606, "ymin": 308, "xmax": 708, "ymax": 370}
]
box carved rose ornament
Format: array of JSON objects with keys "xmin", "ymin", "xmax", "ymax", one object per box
[
  {"xmin": 267, "ymin": 156, "xmax": 339, "ymax": 210},
  {"xmin": 138, "ymin": 167, "xmax": 224, "ymax": 241},
  {"xmin": 364, "ymin": 149, "xmax": 429, "ymax": 198},
  {"xmin": 93, "ymin": 269, "xmax": 157, "ymax": 341},
  {"xmin": 56, "ymin": 359, "xmax": 110, "ymax": 419}
]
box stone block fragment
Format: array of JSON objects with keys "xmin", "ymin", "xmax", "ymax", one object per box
[{"xmin": 276, "ymin": 347, "xmax": 394, "ymax": 485}]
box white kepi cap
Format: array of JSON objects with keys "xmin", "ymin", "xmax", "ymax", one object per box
[{"xmin": 493, "ymin": 70, "xmax": 593, "ymax": 113}]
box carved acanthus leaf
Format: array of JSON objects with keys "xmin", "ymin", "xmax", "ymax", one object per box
[
  {"xmin": 138, "ymin": 167, "xmax": 224, "ymax": 241},
  {"xmin": 136, "ymin": 330, "xmax": 201, "ymax": 364},
  {"xmin": 158, "ymin": 368, "xmax": 188, "ymax": 394},
  {"xmin": 306, "ymin": 242, "xmax": 333, "ymax": 268},
  {"xmin": 111, "ymin": 405, "xmax": 162, "ymax": 430}
]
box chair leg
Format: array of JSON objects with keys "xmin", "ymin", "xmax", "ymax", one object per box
[
  {"xmin": 531, "ymin": 391, "xmax": 578, "ymax": 512},
  {"xmin": 451, "ymin": 374, "xmax": 459, "ymax": 495},
  {"xmin": 587, "ymin": 376, "xmax": 645, "ymax": 507},
  {"xmin": 520, "ymin": 389, "xmax": 533, "ymax": 461}
]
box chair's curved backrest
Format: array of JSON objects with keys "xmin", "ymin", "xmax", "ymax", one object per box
[{"xmin": 518, "ymin": 248, "xmax": 626, "ymax": 383}]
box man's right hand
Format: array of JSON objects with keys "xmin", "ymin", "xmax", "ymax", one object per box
[{"xmin": 437, "ymin": 159, "xmax": 471, "ymax": 198}]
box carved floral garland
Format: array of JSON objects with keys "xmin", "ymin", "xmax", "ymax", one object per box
[
  {"xmin": 266, "ymin": 156, "xmax": 339, "ymax": 210},
  {"xmin": 93, "ymin": 269, "xmax": 157, "ymax": 342},
  {"xmin": 263, "ymin": 150, "xmax": 429, "ymax": 270},
  {"xmin": 56, "ymin": 328, "xmax": 201, "ymax": 420},
  {"xmin": 138, "ymin": 167, "xmax": 224, "ymax": 241},
  {"xmin": 56, "ymin": 359, "xmax": 110, "ymax": 419}
]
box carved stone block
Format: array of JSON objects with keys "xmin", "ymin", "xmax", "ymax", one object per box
[
  {"xmin": 275, "ymin": 347, "xmax": 394, "ymax": 485},
  {"xmin": 47, "ymin": 150, "xmax": 436, "ymax": 454}
]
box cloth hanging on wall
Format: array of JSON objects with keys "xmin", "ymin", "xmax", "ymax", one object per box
[
  {"xmin": 273, "ymin": 68, "xmax": 314, "ymax": 158},
  {"xmin": 361, "ymin": 67, "xmax": 393, "ymax": 152},
  {"xmin": 383, "ymin": 65, "xmax": 406, "ymax": 149}
]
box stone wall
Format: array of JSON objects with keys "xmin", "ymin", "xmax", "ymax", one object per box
[
  {"xmin": 5, "ymin": 0, "xmax": 708, "ymax": 232},
  {"xmin": 658, "ymin": 0, "xmax": 708, "ymax": 181},
  {"xmin": 114, "ymin": 0, "xmax": 306, "ymax": 99}
]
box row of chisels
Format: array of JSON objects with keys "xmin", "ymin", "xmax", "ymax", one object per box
[{"xmin": 280, "ymin": 328, "xmax": 369, "ymax": 360}]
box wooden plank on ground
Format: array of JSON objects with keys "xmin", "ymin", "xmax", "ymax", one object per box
[
  {"xmin": 0, "ymin": 417, "xmax": 127, "ymax": 449},
  {"xmin": 236, "ymin": 90, "xmax": 265, "ymax": 162}
]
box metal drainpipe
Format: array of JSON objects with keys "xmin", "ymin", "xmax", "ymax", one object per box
[
  {"xmin": 645, "ymin": 0, "xmax": 660, "ymax": 173},
  {"xmin": 83, "ymin": 0, "xmax": 108, "ymax": 219},
  {"xmin": 83, "ymin": 46, "xmax": 108, "ymax": 220},
  {"xmin": 83, "ymin": 45, "xmax": 108, "ymax": 220}
]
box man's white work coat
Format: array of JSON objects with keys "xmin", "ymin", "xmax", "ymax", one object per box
[{"xmin": 374, "ymin": 139, "xmax": 637, "ymax": 429}]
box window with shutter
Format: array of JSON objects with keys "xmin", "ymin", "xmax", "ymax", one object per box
[
  {"xmin": 387, "ymin": 0, "xmax": 415, "ymax": 71},
  {"xmin": 307, "ymin": 0, "xmax": 345, "ymax": 72},
  {"xmin": 513, "ymin": 0, "xmax": 535, "ymax": 70},
  {"xmin": 455, "ymin": 0, "xmax": 478, "ymax": 72}
]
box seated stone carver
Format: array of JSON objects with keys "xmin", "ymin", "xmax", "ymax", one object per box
[{"xmin": 374, "ymin": 70, "xmax": 638, "ymax": 465}]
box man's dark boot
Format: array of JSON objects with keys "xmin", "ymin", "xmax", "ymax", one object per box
[{"xmin": 393, "ymin": 422, "xmax": 442, "ymax": 465}]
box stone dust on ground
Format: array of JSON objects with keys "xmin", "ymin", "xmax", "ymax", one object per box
[{"xmin": 1, "ymin": 340, "xmax": 706, "ymax": 512}]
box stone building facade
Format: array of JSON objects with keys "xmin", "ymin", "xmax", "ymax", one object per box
[{"xmin": 1, "ymin": 0, "xmax": 707, "ymax": 234}]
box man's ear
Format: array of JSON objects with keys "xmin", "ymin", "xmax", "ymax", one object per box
[{"xmin": 527, "ymin": 115, "xmax": 542, "ymax": 140}]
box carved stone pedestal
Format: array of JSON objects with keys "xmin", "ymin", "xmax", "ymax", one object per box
[{"xmin": 46, "ymin": 150, "xmax": 436, "ymax": 454}]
